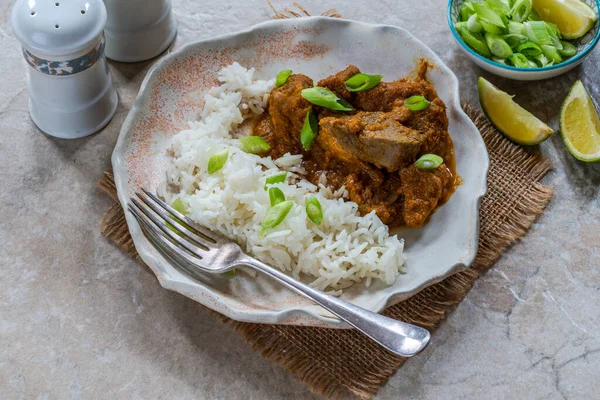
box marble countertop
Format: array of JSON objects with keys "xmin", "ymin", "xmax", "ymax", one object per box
[{"xmin": 1, "ymin": 0, "xmax": 599, "ymax": 398}]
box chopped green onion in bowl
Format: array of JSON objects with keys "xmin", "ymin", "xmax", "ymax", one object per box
[
  {"xmin": 275, "ymin": 70, "xmax": 292, "ymax": 87},
  {"xmin": 405, "ymin": 95, "xmax": 431, "ymax": 111},
  {"xmin": 301, "ymin": 87, "xmax": 354, "ymax": 111},
  {"xmin": 344, "ymin": 73, "xmax": 383, "ymax": 92},
  {"xmin": 240, "ymin": 136, "xmax": 271, "ymax": 154},
  {"xmin": 453, "ymin": 0, "xmax": 583, "ymax": 70},
  {"xmin": 415, "ymin": 154, "xmax": 444, "ymax": 170}
]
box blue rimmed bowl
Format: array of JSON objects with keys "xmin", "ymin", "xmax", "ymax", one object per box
[{"xmin": 448, "ymin": 0, "xmax": 600, "ymax": 80}]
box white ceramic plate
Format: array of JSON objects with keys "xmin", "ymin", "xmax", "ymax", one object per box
[{"xmin": 112, "ymin": 17, "xmax": 489, "ymax": 328}]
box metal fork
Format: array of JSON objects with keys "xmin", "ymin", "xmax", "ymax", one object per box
[{"xmin": 127, "ymin": 188, "xmax": 431, "ymax": 357}]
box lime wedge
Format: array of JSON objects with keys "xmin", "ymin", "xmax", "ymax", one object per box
[
  {"xmin": 560, "ymin": 80, "xmax": 600, "ymax": 162},
  {"xmin": 478, "ymin": 77, "xmax": 554, "ymax": 145},
  {"xmin": 532, "ymin": 0, "xmax": 598, "ymax": 39}
]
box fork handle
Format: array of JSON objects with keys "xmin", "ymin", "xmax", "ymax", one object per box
[{"xmin": 238, "ymin": 256, "xmax": 430, "ymax": 357}]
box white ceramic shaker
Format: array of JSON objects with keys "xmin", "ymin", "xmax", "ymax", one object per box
[
  {"xmin": 102, "ymin": 0, "xmax": 177, "ymax": 62},
  {"xmin": 10, "ymin": 0, "xmax": 118, "ymax": 139}
]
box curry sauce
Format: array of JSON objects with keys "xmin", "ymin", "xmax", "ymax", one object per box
[{"xmin": 253, "ymin": 60, "xmax": 459, "ymax": 228}]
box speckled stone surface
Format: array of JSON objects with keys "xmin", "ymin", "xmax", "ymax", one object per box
[{"xmin": 1, "ymin": 0, "xmax": 599, "ymax": 399}]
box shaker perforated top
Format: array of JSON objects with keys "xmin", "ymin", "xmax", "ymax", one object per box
[{"xmin": 11, "ymin": 0, "xmax": 107, "ymax": 56}]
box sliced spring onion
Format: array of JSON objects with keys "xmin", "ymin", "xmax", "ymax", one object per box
[
  {"xmin": 480, "ymin": 19, "xmax": 504, "ymax": 34},
  {"xmin": 300, "ymin": 109, "xmax": 318, "ymax": 150},
  {"xmin": 305, "ymin": 196, "xmax": 323, "ymax": 225},
  {"xmin": 486, "ymin": 0, "xmax": 510, "ymax": 14},
  {"xmin": 207, "ymin": 149, "xmax": 229, "ymax": 174},
  {"xmin": 558, "ymin": 41, "xmax": 577, "ymax": 57},
  {"xmin": 275, "ymin": 70, "xmax": 292, "ymax": 87},
  {"xmin": 503, "ymin": 33, "xmax": 528, "ymax": 49},
  {"xmin": 457, "ymin": 25, "xmax": 492, "ymax": 57},
  {"xmin": 171, "ymin": 198, "xmax": 185, "ymax": 214},
  {"xmin": 261, "ymin": 200, "xmax": 293, "ymax": 233},
  {"xmin": 415, "ymin": 154, "xmax": 443, "ymax": 170},
  {"xmin": 508, "ymin": 21, "xmax": 525, "ymax": 35},
  {"xmin": 455, "ymin": 21, "xmax": 467, "ymax": 31},
  {"xmin": 344, "ymin": 73, "xmax": 382, "ymax": 92},
  {"xmin": 460, "ymin": 1, "xmax": 476, "ymax": 21},
  {"xmin": 268, "ymin": 187, "xmax": 286, "ymax": 207},
  {"xmin": 509, "ymin": 0, "xmax": 531, "ymax": 22},
  {"xmin": 524, "ymin": 21, "xmax": 552, "ymax": 46},
  {"xmin": 541, "ymin": 45, "xmax": 562, "ymax": 64},
  {"xmin": 405, "ymin": 95, "xmax": 430, "ymax": 111},
  {"xmin": 240, "ymin": 136, "xmax": 271, "ymax": 154},
  {"xmin": 467, "ymin": 14, "xmax": 483, "ymax": 33},
  {"xmin": 300, "ymin": 87, "xmax": 354, "ymax": 111},
  {"xmin": 264, "ymin": 172, "xmax": 287, "ymax": 190},
  {"xmin": 517, "ymin": 41, "xmax": 542, "ymax": 57},
  {"xmin": 492, "ymin": 56, "xmax": 508, "ymax": 65},
  {"xmin": 486, "ymin": 34, "xmax": 513, "ymax": 58},
  {"xmin": 508, "ymin": 53, "xmax": 532, "ymax": 68},
  {"xmin": 167, "ymin": 198, "xmax": 185, "ymax": 235},
  {"xmin": 472, "ymin": 2, "xmax": 505, "ymax": 28},
  {"xmin": 533, "ymin": 52, "xmax": 551, "ymax": 67}
]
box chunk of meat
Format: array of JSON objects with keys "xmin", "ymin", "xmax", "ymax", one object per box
[
  {"xmin": 266, "ymin": 74, "xmax": 314, "ymax": 157},
  {"xmin": 398, "ymin": 165, "xmax": 452, "ymax": 228},
  {"xmin": 314, "ymin": 121, "xmax": 384, "ymax": 185},
  {"xmin": 318, "ymin": 112, "xmax": 424, "ymax": 171},
  {"xmin": 317, "ymin": 65, "xmax": 361, "ymax": 102},
  {"xmin": 353, "ymin": 79, "xmax": 438, "ymax": 111}
]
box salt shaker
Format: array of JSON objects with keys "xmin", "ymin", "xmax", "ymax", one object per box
[
  {"xmin": 102, "ymin": 0, "xmax": 177, "ymax": 62},
  {"xmin": 10, "ymin": 0, "xmax": 118, "ymax": 139}
]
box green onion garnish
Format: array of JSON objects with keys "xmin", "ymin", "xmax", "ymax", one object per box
[
  {"xmin": 405, "ymin": 95, "xmax": 431, "ymax": 111},
  {"xmin": 300, "ymin": 87, "xmax": 354, "ymax": 111},
  {"xmin": 240, "ymin": 136, "xmax": 271, "ymax": 154},
  {"xmin": 485, "ymin": 34, "xmax": 513, "ymax": 58},
  {"xmin": 541, "ymin": 45, "xmax": 562, "ymax": 64},
  {"xmin": 508, "ymin": 53, "xmax": 531, "ymax": 68},
  {"xmin": 415, "ymin": 154, "xmax": 443, "ymax": 170},
  {"xmin": 261, "ymin": 200, "xmax": 293, "ymax": 233},
  {"xmin": 528, "ymin": 9, "xmax": 541, "ymax": 21},
  {"xmin": 305, "ymin": 196, "xmax": 323, "ymax": 225},
  {"xmin": 516, "ymin": 41, "xmax": 542, "ymax": 57},
  {"xmin": 344, "ymin": 73, "xmax": 383, "ymax": 92},
  {"xmin": 300, "ymin": 109, "xmax": 318, "ymax": 150},
  {"xmin": 268, "ymin": 187, "xmax": 286, "ymax": 207},
  {"xmin": 558, "ymin": 41, "xmax": 577, "ymax": 58},
  {"xmin": 264, "ymin": 172, "xmax": 287, "ymax": 190},
  {"xmin": 207, "ymin": 149, "xmax": 229, "ymax": 174},
  {"xmin": 456, "ymin": 25, "xmax": 492, "ymax": 56},
  {"xmin": 509, "ymin": 0, "xmax": 532, "ymax": 22},
  {"xmin": 167, "ymin": 198, "xmax": 186, "ymax": 235},
  {"xmin": 472, "ymin": 2, "xmax": 505, "ymax": 28},
  {"xmin": 467, "ymin": 14, "xmax": 483, "ymax": 33},
  {"xmin": 172, "ymin": 198, "xmax": 185, "ymax": 214},
  {"xmin": 275, "ymin": 70, "xmax": 293, "ymax": 87}
]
